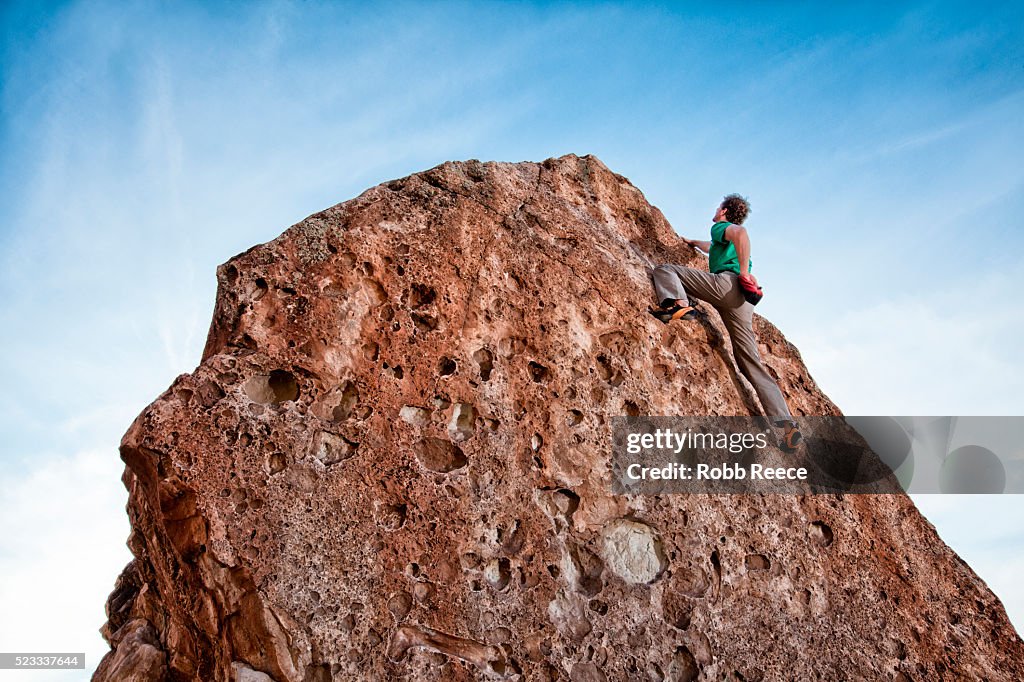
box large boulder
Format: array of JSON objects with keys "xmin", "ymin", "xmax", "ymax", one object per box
[{"xmin": 95, "ymin": 155, "xmax": 1023, "ymax": 681}]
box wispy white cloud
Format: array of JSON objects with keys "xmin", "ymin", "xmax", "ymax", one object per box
[
  {"xmin": 793, "ymin": 266, "xmax": 1024, "ymax": 415},
  {"xmin": 0, "ymin": 447, "xmax": 132, "ymax": 680}
]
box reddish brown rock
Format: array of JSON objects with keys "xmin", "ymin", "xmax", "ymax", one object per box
[{"xmin": 95, "ymin": 155, "xmax": 1023, "ymax": 681}]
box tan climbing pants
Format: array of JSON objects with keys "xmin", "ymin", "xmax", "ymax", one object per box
[{"xmin": 652, "ymin": 264, "xmax": 792, "ymax": 422}]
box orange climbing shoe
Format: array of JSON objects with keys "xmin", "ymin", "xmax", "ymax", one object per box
[
  {"xmin": 648, "ymin": 304, "xmax": 698, "ymax": 324},
  {"xmin": 780, "ymin": 423, "xmax": 802, "ymax": 453}
]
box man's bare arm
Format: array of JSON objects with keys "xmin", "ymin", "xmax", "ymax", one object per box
[
  {"xmin": 723, "ymin": 225, "xmax": 752, "ymax": 276},
  {"xmin": 686, "ymin": 239, "xmax": 712, "ymax": 254}
]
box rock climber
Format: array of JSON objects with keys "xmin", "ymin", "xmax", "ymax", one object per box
[{"xmin": 648, "ymin": 194, "xmax": 801, "ymax": 451}]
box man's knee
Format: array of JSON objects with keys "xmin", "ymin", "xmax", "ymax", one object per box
[
  {"xmin": 729, "ymin": 329, "xmax": 763, "ymax": 364},
  {"xmin": 652, "ymin": 264, "xmax": 681, "ymax": 286}
]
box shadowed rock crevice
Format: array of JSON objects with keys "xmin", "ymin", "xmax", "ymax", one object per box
[{"xmin": 97, "ymin": 155, "xmax": 1023, "ymax": 681}]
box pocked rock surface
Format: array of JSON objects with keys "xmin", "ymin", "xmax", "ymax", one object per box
[{"xmin": 95, "ymin": 155, "xmax": 1024, "ymax": 681}]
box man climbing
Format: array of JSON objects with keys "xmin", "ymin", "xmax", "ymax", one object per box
[{"xmin": 648, "ymin": 194, "xmax": 801, "ymax": 451}]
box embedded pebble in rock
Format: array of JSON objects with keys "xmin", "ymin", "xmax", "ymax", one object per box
[
  {"xmin": 399, "ymin": 405, "xmax": 431, "ymax": 427},
  {"xmin": 231, "ymin": 662, "xmax": 277, "ymax": 682},
  {"xmin": 310, "ymin": 431, "xmax": 355, "ymax": 466},
  {"xmin": 95, "ymin": 155, "xmax": 1024, "ymax": 681},
  {"xmin": 448, "ymin": 403, "xmax": 477, "ymax": 442},
  {"xmin": 600, "ymin": 519, "xmax": 666, "ymax": 585}
]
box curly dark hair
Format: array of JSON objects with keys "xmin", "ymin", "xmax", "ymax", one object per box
[{"xmin": 721, "ymin": 193, "xmax": 751, "ymax": 224}]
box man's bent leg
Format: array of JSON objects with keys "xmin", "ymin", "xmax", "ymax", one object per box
[
  {"xmin": 652, "ymin": 265, "xmax": 732, "ymax": 307},
  {"xmin": 720, "ymin": 305, "xmax": 792, "ymax": 422}
]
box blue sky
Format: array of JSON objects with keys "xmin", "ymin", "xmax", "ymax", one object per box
[{"xmin": 1, "ymin": 1, "xmax": 1022, "ymax": 677}]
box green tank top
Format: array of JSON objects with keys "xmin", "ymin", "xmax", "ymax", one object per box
[{"xmin": 708, "ymin": 221, "xmax": 752, "ymax": 275}]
